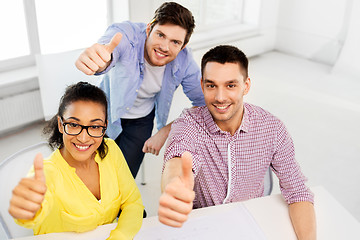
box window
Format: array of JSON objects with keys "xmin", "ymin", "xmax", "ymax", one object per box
[
  {"xmin": 0, "ymin": 1, "xmax": 30, "ymax": 61},
  {"xmin": 175, "ymin": 0, "xmax": 245, "ymax": 31},
  {"xmin": 154, "ymin": 0, "xmax": 262, "ymax": 49},
  {"xmin": 0, "ymin": 0, "xmax": 109, "ymax": 72}
]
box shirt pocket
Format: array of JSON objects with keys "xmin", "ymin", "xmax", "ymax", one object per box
[{"xmin": 60, "ymin": 211, "xmax": 98, "ymax": 233}]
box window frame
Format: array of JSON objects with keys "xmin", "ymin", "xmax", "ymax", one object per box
[
  {"xmin": 0, "ymin": 0, "xmax": 39, "ymax": 72},
  {"xmin": 187, "ymin": 0, "xmax": 246, "ymax": 33},
  {"xmin": 0, "ymin": 0, "xmax": 114, "ymax": 73},
  {"xmin": 187, "ymin": 0, "xmax": 261, "ymax": 50},
  {"xmin": 152, "ymin": 0, "xmax": 262, "ymax": 51}
]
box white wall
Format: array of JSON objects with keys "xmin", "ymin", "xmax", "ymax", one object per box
[
  {"xmin": 128, "ymin": 0, "xmax": 154, "ymax": 22},
  {"xmin": 111, "ymin": 0, "xmax": 129, "ymax": 23},
  {"xmin": 332, "ymin": 0, "xmax": 360, "ymax": 79},
  {"xmin": 276, "ymin": 0, "xmax": 352, "ymax": 65},
  {"xmin": 223, "ymin": 0, "xmax": 279, "ymax": 58}
]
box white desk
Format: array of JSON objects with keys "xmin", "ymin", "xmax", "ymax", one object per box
[
  {"xmin": 13, "ymin": 186, "xmax": 360, "ymax": 240},
  {"xmin": 243, "ymin": 186, "xmax": 360, "ymax": 239}
]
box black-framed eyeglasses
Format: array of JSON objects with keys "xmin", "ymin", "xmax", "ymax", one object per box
[{"xmin": 60, "ymin": 118, "xmax": 106, "ymax": 138}]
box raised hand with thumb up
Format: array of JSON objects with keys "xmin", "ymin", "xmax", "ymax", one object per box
[
  {"xmin": 75, "ymin": 32, "xmax": 123, "ymax": 75},
  {"xmin": 9, "ymin": 153, "xmax": 47, "ymax": 220},
  {"xmin": 179, "ymin": 151, "xmax": 194, "ymax": 190},
  {"xmin": 158, "ymin": 151, "xmax": 195, "ymax": 227}
]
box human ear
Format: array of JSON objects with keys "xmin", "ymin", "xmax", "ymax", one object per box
[
  {"xmin": 200, "ymin": 78, "xmax": 205, "ymax": 93},
  {"xmin": 146, "ymin": 23, "xmax": 151, "ymax": 37},
  {"xmin": 244, "ymin": 77, "xmax": 251, "ymax": 95},
  {"xmin": 57, "ymin": 116, "xmax": 64, "ymax": 134},
  {"xmin": 181, "ymin": 43, "xmax": 187, "ymax": 50}
]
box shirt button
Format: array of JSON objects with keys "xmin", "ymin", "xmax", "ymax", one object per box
[
  {"xmin": 126, "ymin": 107, "xmax": 130, "ymax": 110},
  {"xmin": 136, "ymin": 89, "xmax": 139, "ymax": 92}
]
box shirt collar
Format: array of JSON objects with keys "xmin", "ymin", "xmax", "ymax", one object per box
[
  {"xmin": 171, "ymin": 57, "xmax": 180, "ymax": 75},
  {"xmin": 203, "ymin": 107, "xmax": 223, "ymax": 134},
  {"xmin": 203, "ymin": 104, "xmax": 250, "ymax": 135},
  {"xmin": 138, "ymin": 29, "xmax": 147, "ymax": 65},
  {"xmin": 240, "ymin": 103, "xmax": 250, "ymax": 133},
  {"xmin": 53, "ymin": 148, "xmax": 100, "ymax": 171},
  {"xmin": 53, "ymin": 149, "xmax": 76, "ymax": 172}
]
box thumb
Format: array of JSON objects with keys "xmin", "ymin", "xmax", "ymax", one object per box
[
  {"xmin": 105, "ymin": 32, "xmax": 122, "ymax": 53},
  {"xmin": 181, "ymin": 151, "xmax": 193, "ymax": 189},
  {"xmin": 33, "ymin": 153, "xmax": 45, "ymax": 183},
  {"xmin": 142, "ymin": 139, "xmax": 149, "ymax": 153}
]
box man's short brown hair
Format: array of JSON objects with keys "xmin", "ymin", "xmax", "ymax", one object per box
[{"xmin": 148, "ymin": 2, "xmax": 195, "ymax": 47}]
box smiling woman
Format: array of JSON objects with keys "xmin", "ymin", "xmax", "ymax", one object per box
[{"xmin": 8, "ymin": 82, "xmax": 144, "ymax": 240}]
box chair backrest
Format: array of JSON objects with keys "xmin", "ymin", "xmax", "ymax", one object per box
[
  {"xmin": 36, "ymin": 49, "xmax": 101, "ymax": 121},
  {"xmin": 0, "ymin": 142, "xmax": 53, "ymax": 239},
  {"xmin": 263, "ymin": 167, "xmax": 273, "ymax": 196}
]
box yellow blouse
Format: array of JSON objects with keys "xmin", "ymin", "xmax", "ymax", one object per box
[{"xmin": 16, "ymin": 138, "xmax": 144, "ymax": 240}]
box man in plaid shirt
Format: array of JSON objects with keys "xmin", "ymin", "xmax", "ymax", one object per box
[{"xmin": 158, "ymin": 45, "xmax": 316, "ymax": 239}]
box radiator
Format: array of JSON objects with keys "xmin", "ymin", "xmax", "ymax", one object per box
[{"xmin": 0, "ymin": 90, "xmax": 44, "ymax": 134}]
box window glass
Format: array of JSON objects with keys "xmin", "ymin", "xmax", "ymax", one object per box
[
  {"xmin": 203, "ymin": 0, "xmax": 243, "ymax": 26},
  {"xmin": 0, "ymin": 0, "xmax": 30, "ymax": 61},
  {"xmin": 174, "ymin": 0, "xmax": 244, "ymax": 30}
]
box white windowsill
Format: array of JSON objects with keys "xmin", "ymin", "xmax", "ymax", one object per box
[
  {"xmin": 0, "ymin": 66, "xmax": 38, "ymax": 97},
  {"xmin": 0, "ymin": 66, "xmax": 37, "ymax": 87},
  {"xmin": 189, "ymin": 23, "xmax": 260, "ymax": 50}
]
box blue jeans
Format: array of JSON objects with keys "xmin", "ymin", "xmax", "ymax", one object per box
[{"xmin": 115, "ymin": 108, "xmax": 155, "ymax": 178}]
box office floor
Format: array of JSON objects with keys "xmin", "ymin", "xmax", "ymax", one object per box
[{"xmin": 1, "ymin": 51, "xmax": 359, "ymax": 222}]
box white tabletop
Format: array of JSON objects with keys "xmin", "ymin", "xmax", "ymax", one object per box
[
  {"xmin": 13, "ymin": 186, "xmax": 360, "ymax": 240},
  {"xmin": 243, "ymin": 186, "xmax": 360, "ymax": 239}
]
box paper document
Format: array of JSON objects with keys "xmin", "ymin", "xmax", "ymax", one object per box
[{"xmin": 135, "ymin": 203, "xmax": 266, "ymax": 240}]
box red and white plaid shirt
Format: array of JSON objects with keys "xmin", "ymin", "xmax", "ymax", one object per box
[{"xmin": 164, "ymin": 103, "xmax": 314, "ymax": 209}]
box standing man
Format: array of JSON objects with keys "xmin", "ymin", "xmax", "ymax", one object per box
[
  {"xmin": 75, "ymin": 2, "xmax": 205, "ymax": 177},
  {"xmin": 159, "ymin": 45, "xmax": 316, "ymax": 239}
]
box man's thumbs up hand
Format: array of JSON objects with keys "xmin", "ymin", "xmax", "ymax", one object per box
[
  {"xmin": 180, "ymin": 151, "xmax": 194, "ymax": 190},
  {"xmin": 9, "ymin": 153, "xmax": 47, "ymax": 220},
  {"xmin": 75, "ymin": 32, "xmax": 123, "ymax": 75},
  {"xmin": 158, "ymin": 152, "xmax": 195, "ymax": 228},
  {"xmin": 104, "ymin": 32, "xmax": 122, "ymax": 54}
]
